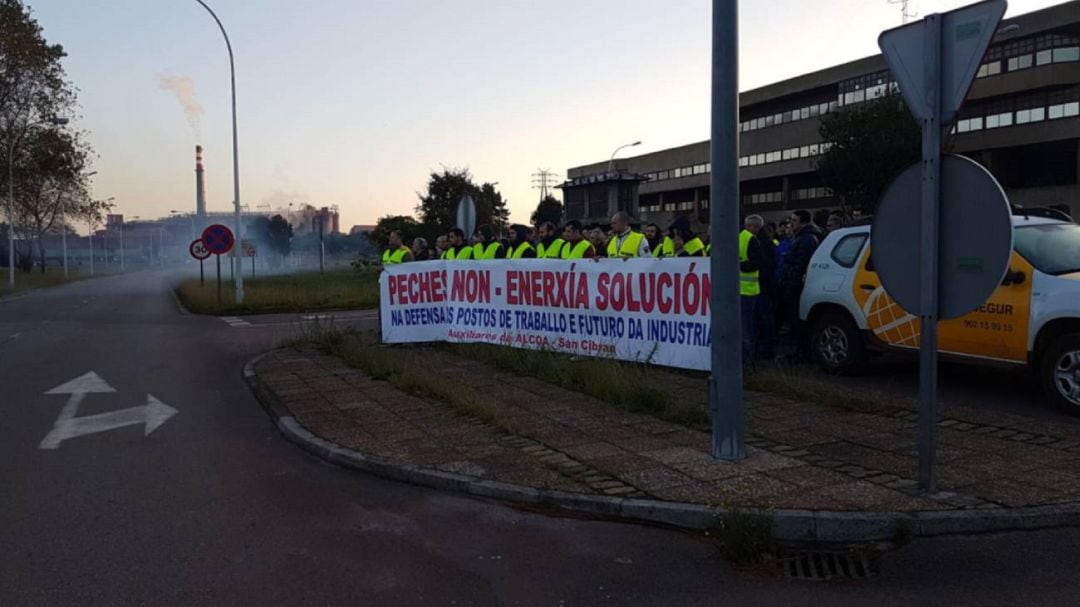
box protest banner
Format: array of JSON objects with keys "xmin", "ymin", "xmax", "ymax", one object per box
[{"xmin": 379, "ymin": 258, "xmax": 714, "ymax": 370}]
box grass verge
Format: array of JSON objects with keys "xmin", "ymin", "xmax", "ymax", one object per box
[
  {"xmin": 744, "ymin": 364, "xmax": 900, "ymax": 414},
  {"xmin": 297, "ymin": 323, "xmax": 518, "ymax": 433},
  {"xmin": 449, "ymin": 343, "xmax": 710, "ymax": 429},
  {"xmin": 0, "ymin": 267, "xmax": 111, "ymax": 299},
  {"xmin": 175, "ymin": 269, "xmax": 379, "ymax": 315}
]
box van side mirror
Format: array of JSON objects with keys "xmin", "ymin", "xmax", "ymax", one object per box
[{"xmin": 1001, "ymin": 270, "xmax": 1026, "ymax": 286}]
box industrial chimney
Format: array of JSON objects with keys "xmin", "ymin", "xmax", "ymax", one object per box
[{"xmin": 195, "ymin": 145, "xmax": 206, "ymax": 218}]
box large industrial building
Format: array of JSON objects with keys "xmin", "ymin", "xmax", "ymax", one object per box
[{"xmin": 561, "ymin": 0, "xmax": 1080, "ymax": 228}]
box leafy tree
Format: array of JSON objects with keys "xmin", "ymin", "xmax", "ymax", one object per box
[
  {"xmin": 1, "ymin": 0, "xmax": 89, "ymax": 272},
  {"xmin": 530, "ymin": 194, "xmax": 563, "ymax": 226},
  {"xmin": 415, "ymin": 168, "xmax": 508, "ymax": 239},
  {"xmin": 815, "ymin": 93, "xmax": 920, "ymax": 215},
  {"xmin": 368, "ymin": 214, "xmax": 420, "ymax": 249}
]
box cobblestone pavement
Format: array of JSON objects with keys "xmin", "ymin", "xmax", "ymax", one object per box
[{"xmin": 253, "ymin": 347, "xmax": 1080, "ymax": 513}]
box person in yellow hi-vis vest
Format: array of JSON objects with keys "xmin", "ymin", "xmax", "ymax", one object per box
[
  {"xmin": 560, "ymin": 220, "xmax": 597, "ymax": 259},
  {"xmin": 644, "ymin": 223, "xmax": 674, "ymax": 258},
  {"xmin": 441, "ymin": 228, "xmax": 474, "ymax": 260},
  {"xmin": 506, "ymin": 224, "xmax": 537, "ymax": 259},
  {"xmin": 472, "ymin": 224, "xmax": 504, "ymax": 260},
  {"xmin": 606, "ymin": 212, "xmax": 650, "ymax": 258},
  {"xmin": 739, "ymin": 215, "xmax": 765, "ymax": 363},
  {"xmin": 382, "ymin": 230, "xmax": 413, "ymax": 265},
  {"xmin": 535, "ymin": 222, "xmax": 566, "ymax": 259}
]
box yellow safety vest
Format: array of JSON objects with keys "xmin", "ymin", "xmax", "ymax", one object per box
[
  {"xmin": 382, "ymin": 246, "xmax": 410, "ymax": 265},
  {"xmin": 510, "ymin": 242, "xmax": 535, "ymax": 259},
  {"xmin": 442, "ymin": 245, "xmax": 474, "ymax": 260},
  {"xmin": 607, "ymin": 231, "xmax": 645, "ymax": 258},
  {"xmin": 652, "ymin": 236, "xmax": 675, "ymax": 258},
  {"xmin": 473, "ymin": 242, "xmax": 502, "ymax": 260},
  {"xmin": 561, "ymin": 240, "xmax": 595, "ymax": 259},
  {"xmin": 738, "ymin": 230, "xmax": 760, "ymax": 296},
  {"xmin": 537, "ymin": 238, "xmax": 565, "ymax": 259},
  {"xmin": 684, "ymin": 237, "xmax": 706, "ymax": 257}
]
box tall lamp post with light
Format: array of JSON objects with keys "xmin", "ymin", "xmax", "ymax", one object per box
[
  {"xmin": 195, "ymin": 0, "xmax": 245, "ymax": 304},
  {"xmin": 7, "ymin": 116, "xmax": 68, "ymax": 287},
  {"xmin": 608, "ymin": 141, "xmax": 641, "ymax": 172}
]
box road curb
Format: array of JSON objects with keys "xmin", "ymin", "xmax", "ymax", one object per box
[{"xmin": 243, "ymin": 352, "xmax": 1080, "ymax": 543}]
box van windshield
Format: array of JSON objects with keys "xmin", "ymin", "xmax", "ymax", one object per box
[{"xmin": 1015, "ymin": 224, "xmax": 1080, "ymax": 275}]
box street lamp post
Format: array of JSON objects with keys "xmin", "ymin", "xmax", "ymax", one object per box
[
  {"xmin": 608, "ymin": 141, "xmax": 641, "ymax": 172},
  {"xmin": 195, "ymin": 0, "xmax": 244, "ymax": 304},
  {"xmin": 7, "ymin": 117, "xmax": 68, "ymax": 286}
]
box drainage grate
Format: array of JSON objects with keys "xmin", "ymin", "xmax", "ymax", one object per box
[{"xmin": 781, "ymin": 551, "xmax": 875, "ymax": 581}]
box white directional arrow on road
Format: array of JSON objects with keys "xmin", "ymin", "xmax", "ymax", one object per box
[{"xmin": 39, "ymin": 372, "xmax": 178, "ymax": 450}]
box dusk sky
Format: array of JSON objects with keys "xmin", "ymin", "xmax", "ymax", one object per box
[{"xmin": 29, "ymin": 0, "xmax": 1062, "ymax": 232}]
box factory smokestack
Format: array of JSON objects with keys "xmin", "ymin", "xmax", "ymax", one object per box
[{"xmin": 195, "ymin": 145, "xmax": 206, "ymax": 218}]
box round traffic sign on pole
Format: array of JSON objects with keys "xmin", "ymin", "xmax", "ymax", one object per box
[
  {"xmin": 201, "ymin": 224, "xmax": 235, "ymax": 256},
  {"xmin": 189, "ymin": 239, "xmax": 211, "ymax": 261},
  {"xmin": 872, "ymin": 154, "xmax": 1013, "ymax": 320}
]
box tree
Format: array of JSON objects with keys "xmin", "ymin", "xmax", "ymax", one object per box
[
  {"xmin": 815, "ymin": 93, "xmax": 920, "ymax": 215},
  {"xmin": 368, "ymin": 214, "xmax": 420, "ymax": 250},
  {"xmin": 415, "ymin": 168, "xmax": 508, "ymax": 240},
  {"xmin": 265, "ymin": 214, "xmax": 293, "ymax": 265},
  {"xmin": 1, "ymin": 0, "xmax": 88, "ymax": 272},
  {"xmin": 10, "ymin": 127, "xmax": 92, "ymax": 272},
  {"xmin": 530, "ymin": 194, "xmax": 563, "ymax": 226}
]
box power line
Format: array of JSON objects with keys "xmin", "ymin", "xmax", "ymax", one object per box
[
  {"xmin": 888, "ymin": 0, "xmax": 917, "ymax": 24},
  {"xmin": 531, "ymin": 169, "xmax": 561, "ymax": 201}
]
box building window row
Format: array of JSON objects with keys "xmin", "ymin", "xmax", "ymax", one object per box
[
  {"xmin": 791, "ymin": 186, "xmax": 833, "ymax": 201},
  {"xmin": 976, "ymin": 32, "xmax": 1080, "ymax": 78},
  {"xmin": 740, "ymin": 99, "xmax": 839, "ymax": 132},
  {"xmin": 743, "ymin": 191, "xmax": 783, "ymax": 206},
  {"xmin": 954, "ymin": 100, "xmax": 1079, "ymax": 134},
  {"xmin": 738, "ymin": 141, "xmax": 834, "ymax": 168},
  {"xmin": 642, "ymin": 162, "xmax": 710, "ymax": 184}
]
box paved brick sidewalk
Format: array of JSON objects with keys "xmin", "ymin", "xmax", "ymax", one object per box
[{"xmin": 253, "ymin": 346, "xmax": 1080, "ymax": 513}]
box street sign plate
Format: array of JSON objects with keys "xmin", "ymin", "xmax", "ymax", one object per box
[
  {"xmin": 201, "ymin": 224, "xmax": 235, "ymax": 255},
  {"xmin": 456, "ymin": 195, "xmax": 476, "ymax": 239},
  {"xmin": 189, "ymin": 239, "xmax": 211, "ymax": 261},
  {"xmin": 878, "ymin": 0, "xmax": 1006, "ymax": 124},
  {"xmin": 872, "ymin": 154, "xmax": 1013, "ymax": 320},
  {"xmin": 241, "ymin": 239, "xmax": 257, "ymax": 257}
]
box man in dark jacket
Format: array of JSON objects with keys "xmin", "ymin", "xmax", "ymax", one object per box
[{"xmin": 777, "ymin": 209, "xmax": 821, "ymax": 360}]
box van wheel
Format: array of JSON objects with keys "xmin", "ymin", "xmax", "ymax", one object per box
[
  {"xmin": 1042, "ymin": 333, "xmax": 1080, "ymax": 415},
  {"xmin": 810, "ymin": 311, "xmax": 866, "ymax": 375}
]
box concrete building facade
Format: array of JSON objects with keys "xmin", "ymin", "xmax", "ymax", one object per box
[{"xmin": 561, "ymin": 1, "xmax": 1080, "ymax": 228}]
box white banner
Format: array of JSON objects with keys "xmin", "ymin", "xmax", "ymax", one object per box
[{"xmin": 379, "ymin": 258, "xmax": 715, "ymax": 371}]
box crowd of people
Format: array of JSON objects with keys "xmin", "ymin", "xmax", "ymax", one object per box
[{"xmin": 382, "ymin": 208, "xmax": 851, "ymax": 364}]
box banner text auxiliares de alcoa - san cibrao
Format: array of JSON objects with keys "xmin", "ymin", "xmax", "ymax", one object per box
[{"xmin": 385, "ymin": 265, "xmax": 712, "ymax": 317}]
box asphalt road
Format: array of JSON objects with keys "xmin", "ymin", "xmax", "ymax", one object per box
[{"xmin": 2, "ymin": 271, "xmax": 1080, "ymax": 606}]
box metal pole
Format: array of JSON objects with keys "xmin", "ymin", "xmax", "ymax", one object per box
[
  {"xmin": 8, "ymin": 138, "xmax": 15, "ymax": 287},
  {"xmin": 918, "ymin": 14, "xmax": 943, "ymax": 493},
  {"xmin": 319, "ymin": 214, "xmax": 325, "ymax": 275},
  {"xmin": 200, "ymin": 258, "xmax": 204, "ymax": 286},
  {"xmin": 708, "ymin": 0, "xmax": 745, "ymax": 460},
  {"xmin": 195, "ymin": 0, "xmax": 244, "ymax": 303},
  {"xmin": 119, "ymin": 222, "xmax": 125, "ymax": 272},
  {"xmin": 87, "ymin": 222, "xmax": 94, "ymax": 276},
  {"xmin": 61, "ymin": 210, "xmax": 68, "ymax": 277},
  {"xmin": 216, "ymin": 254, "xmax": 222, "ymax": 303}
]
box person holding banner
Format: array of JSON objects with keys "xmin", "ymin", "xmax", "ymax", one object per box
[
  {"xmin": 535, "ymin": 222, "xmax": 566, "ymax": 259},
  {"xmin": 561, "ymin": 220, "xmax": 597, "ymax": 259},
  {"xmin": 607, "ymin": 212, "xmax": 650, "ymax": 258},
  {"xmin": 645, "ymin": 223, "xmax": 674, "ymax": 258},
  {"xmin": 442, "ymin": 228, "xmax": 474, "ymax": 260},
  {"xmin": 472, "ymin": 224, "xmax": 504, "ymax": 260},
  {"xmin": 506, "ymin": 224, "xmax": 537, "ymax": 259},
  {"xmin": 382, "ymin": 230, "xmax": 413, "ymax": 265},
  {"xmin": 669, "ymin": 216, "xmax": 706, "ymax": 257}
]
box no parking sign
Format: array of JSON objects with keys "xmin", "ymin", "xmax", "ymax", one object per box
[{"xmin": 201, "ymin": 224, "xmax": 235, "ymax": 255}]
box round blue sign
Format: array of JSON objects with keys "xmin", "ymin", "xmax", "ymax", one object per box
[{"xmin": 201, "ymin": 224, "xmax": 235, "ymax": 255}]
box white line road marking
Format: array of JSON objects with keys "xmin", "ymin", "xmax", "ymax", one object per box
[
  {"xmin": 39, "ymin": 394, "xmax": 178, "ymax": 450},
  {"xmin": 220, "ymin": 316, "xmax": 252, "ymax": 327},
  {"xmin": 9, "ymin": 332, "xmax": 23, "ymax": 340}
]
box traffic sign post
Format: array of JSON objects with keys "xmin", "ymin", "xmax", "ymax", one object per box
[
  {"xmin": 877, "ymin": 0, "xmax": 1007, "ymax": 492},
  {"xmin": 241, "ymin": 240, "xmax": 257, "ymax": 279},
  {"xmin": 201, "ymin": 224, "xmax": 235, "ymax": 305},
  {"xmin": 189, "ymin": 239, "xmax": 211, "ymax": 286}
]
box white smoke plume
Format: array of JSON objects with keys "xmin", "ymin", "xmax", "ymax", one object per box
[{"xmin": 157, "ymin": 73, "xmax": 203, "ymax": 139}]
